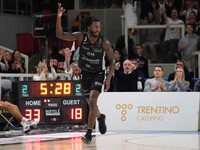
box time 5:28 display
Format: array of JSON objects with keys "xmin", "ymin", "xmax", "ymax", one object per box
[
  {"xmin": 30, "ymin": 82, "xmax": 73, "ymax": 96},
  {"xmin": 18, "ymin": 81, "xmax": 83, "ymax": 97}
]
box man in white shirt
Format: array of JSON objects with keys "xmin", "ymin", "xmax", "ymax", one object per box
[
  {"xmin": 123, "ymin": 0, "xmax": 138, "ymax": 27},
  {"xmin": 160, "ymin": 6, "xmax": 184, "ymax": 63}
]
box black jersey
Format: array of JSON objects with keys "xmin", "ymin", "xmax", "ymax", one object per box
[{"xmin": 79, "ymin": 32, "xmax": 106, "ymax": 73}]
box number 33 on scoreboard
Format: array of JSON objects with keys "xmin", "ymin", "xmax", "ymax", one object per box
[
  {"xmin": 40, "ymin": 83, "xmax": 71, "ymax": 95},
  {"xmin": 25, "ymin": 109, "xmax": 40, "ymax": 121}
]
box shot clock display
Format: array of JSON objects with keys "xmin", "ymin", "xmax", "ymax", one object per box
[{"xmin": 12, "ymin": 80, "xmax": 88, "ymax": 125}]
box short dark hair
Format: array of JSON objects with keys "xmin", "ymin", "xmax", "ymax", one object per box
[
  {"xmin": 155, "ymin": 65, "xmax": 163, "ymax": 71},
  {"xmin": 135, "ymin": 44, "xmax": 143, "ymax": 49},
  {"xmin": 85, "ymin": 16, "xmax": 99, "ymax": 27}
]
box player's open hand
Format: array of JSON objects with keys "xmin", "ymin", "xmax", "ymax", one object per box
[{"xmin": 57, "ymin": 3, "xmax": 65, "ymax": 17}]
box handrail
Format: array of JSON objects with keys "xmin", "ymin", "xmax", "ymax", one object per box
[
  {"xmin": 0, "ymin": 73, "xmax": 67, "ymax": 99},
  {"xmin": 124, "ymin": 24, "xmax": 185, "ymax": 53},
  {"xmin": 0, "ymin": 45, "xmax": 29, "ymax": 73}
]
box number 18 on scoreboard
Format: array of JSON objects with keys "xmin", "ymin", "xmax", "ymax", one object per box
[{"xmin": 12, "ymin": 80, "xmax": 88, "ymax": 125}]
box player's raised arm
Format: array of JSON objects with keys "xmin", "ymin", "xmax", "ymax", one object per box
[{"xmin": 56, "ymin": 3, "xmax": 83, "ymax": 42}]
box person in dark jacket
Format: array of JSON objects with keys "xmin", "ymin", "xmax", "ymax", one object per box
[{"xmin": 115, "ymin": 59, "xmax": 138, "ymax": 91}]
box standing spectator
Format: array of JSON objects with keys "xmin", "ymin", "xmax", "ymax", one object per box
[
  {"xmin": 123, "ymin": 0, "xmax": 138, "ymax": 53},
  {"xmin": 180, "ymin": 0, "xmax": 198, "ymax": 21},
  {"xmin": 123, "ymin": 0, "xmax": 138, "ymax": 28},
  {"xmin": 33, "ymin": 59, "xmax": 57, "ymax": 81},
  {"xmin": 140, "ymin": 0, "xmax": 160, "ymax": 21},
  {"xmin": 178, "ymin": 24, "xmax": 200, "ymax": 77},
  {"xmin": 144, "ymin": 65, "xmax": 169, "ymax": 92},
  {"xmin": 163, "ymin": 0, "xmax": 174, "ymax": 18},
  {"xmin": 187, "ymin": 11, "xmax": 200, "ymax": 34},
  {"xmin": 51, "ymin": 45, "xmax": 67, "ymax": 73},
  {"xmin": 161, "ymin": 6, "xmax": 184, "ymax": 63},
  {"xmin": 130, "ymin": 44, "xmax": 149, "ymax": 78},
  {"xmin": 115, "ymin": 59, "xmax": 138, "ymax": 91},
  {"xmin": 168, "ymin": 67, "xmax": 190, "ymax": 91},
  {"xmin": 173, "ymin": 0, "xmax": 184, "ymax": 13},
  {"xmin": 168, "ymin": 60, "xmax": 194, "ymax": 90},
  {"xmin": 141, "ymin": 10, "xmax": 161, "ymax": 63}
]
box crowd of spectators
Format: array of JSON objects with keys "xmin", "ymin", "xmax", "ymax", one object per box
[
  {"xmin": 1, "ymin": 0, "xmax": 200, "ymax": 100},
  {"xmin": 121, "ymin": 0, "xmax": 200, "ymax": 77}
]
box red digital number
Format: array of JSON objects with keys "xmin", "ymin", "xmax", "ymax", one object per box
[
  {"xmin": 25, "ymin": 109, "xmax": 32, "ymax": 120},
  {"xmin": 25, "ymin": 109, "xmax": 41, "ymax": 121},
  {"xmin": 71, "ymin": 108, "xmax": 82, "ymax": 120}
]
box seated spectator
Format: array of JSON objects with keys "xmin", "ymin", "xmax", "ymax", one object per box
[
  {"xmin": 0, "ymin": 48, "xmax": 9, "ymax": 72},
  {"xmin": 168, "ymin": 60, "xmax": 194, "ymax": 90},
  {"xmin": 178, "ymin": 24, "xmax": 200, "ymax": 77},
  {"xmin": 7, "ymin": 50, "xmax": 26, "ymax": 73},
  {"xmin": 194, "ymin": 79, "xmax": 200, "ymax": 91},
  {"xmin": 64, "ymin": 48, "xmax": 81, "ymax": 80},
  {"xmin": 0, "ymin": 101, "xmax": 39, "ymax": 133},
  {"xmin": 144, "ymin": 65, "xmax": 169, "ymax": 92},
  {"xmin": 2, "ymin": 50, "xmax": 26, "ymax": 82},
  {"xmin": 2, "ymin": 50, "xmax": 12, "ymax": 64},
  {"xmin": 115, "ymin": 59, "xmax": 138, "ymax": 92},
  {"xmin": 33, "ymin": 59, "xmax": 57, "ymax": 81},
  {"xmin": 168, "ymin": 67, "xmax": 190, "ymax": 91}
]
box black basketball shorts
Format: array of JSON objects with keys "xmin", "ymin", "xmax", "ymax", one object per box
[{"xmin": 81, "ymin": 70, "xmax": 105, "ymax": 98}]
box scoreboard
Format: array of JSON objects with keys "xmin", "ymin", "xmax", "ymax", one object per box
[{"xmin": 12, "ymin": 80, "xmax": 88, "ymax": 125}]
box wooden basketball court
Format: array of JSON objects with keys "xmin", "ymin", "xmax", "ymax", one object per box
[{"xmin": 0, "ymin": 129, "xmax": 200, "ymax": 150}]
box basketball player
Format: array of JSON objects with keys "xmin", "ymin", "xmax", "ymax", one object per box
[{"xmin": 56, "ymin": 3, "xmax": 115, "ymax": 144}]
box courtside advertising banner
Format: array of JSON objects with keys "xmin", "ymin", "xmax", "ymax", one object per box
[{"xmin": 97, "ymin": 92, "xmax": 200, "ymax": 131}]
